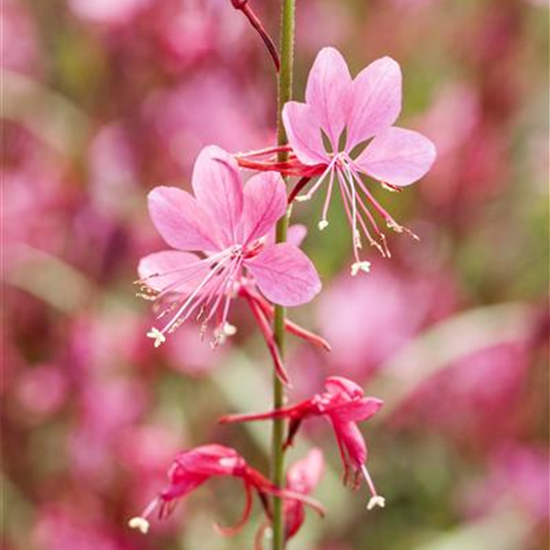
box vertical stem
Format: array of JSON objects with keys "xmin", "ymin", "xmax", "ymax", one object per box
[{"xmin": 272, "ymin": 1, "xmax": 295, "ymax": 549}]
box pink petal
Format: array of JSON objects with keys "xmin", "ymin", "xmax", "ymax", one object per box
[
  {"xmin": 287, "ymin": 224, "xmax": 307, "ymax": 247},
  {"xmin": 332, "ymin": 398, "xmax": 384, "ymax": 423},
  {"xmin": 324, "ymin": 376, "xmax": 364, "ymax": 398},
  {"xmin": 305, "ymin": 47, "xmax": 353, "ymax": 148},
  {"xmin": 137, "ymin": 250, "xmax": 208, "ymax": 293},
  {"xmin": 191, "ymin": 145, "xmax": 243, "ymax": 247},
  {"xmin": 246, "ymin": 243, "xmax": 321, "ymax": 307},
  {"xmin": 346, "ymin": 57, "xmax": 402, "ymax": 149},
  {"xmin": 240, "ymin": 171, "xmax": 287, "ymax": 244},
  {"xmin": 266, "ymin": 223, "xmax": 307, "ymax": 247},
  {"xmin": 356, "ymin": 127, "xmax": 437, "ymax": 186},
  {"xmin": 334, "ymin": 420, "xmax": 367, "ymax": 468},
  {"xmin": 148, "ymin": 186, "xmax": 222, "ymax": 252},
  {"xmin": 282, "ymin": 101, "xmax": 329, "ymax": 166},
  {"xmin": 287, "ymin": 448, "xmax": 325, "ymax": 493}
]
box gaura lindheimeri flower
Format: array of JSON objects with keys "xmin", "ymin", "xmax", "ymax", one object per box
[
  {"xmin": 282, "ymin": 47, "xmax": 437, "ymax": 273},
  {"xmin": 220, "ymin": 376, "xmax": 385, "ymax": 510},
  {"xmin": 136, "ymin": 146, "xmax": 321, "ymax": 377},
  {"xmin": 128, "ymin": 444, "xmax": 325, "ymax": 535},
  {"xmin": 284, "ymin": 448, "xmax": 325, "ymax": 541},
  {"xmin": 255, "ymin": 448, "xmax": 324, "ymax": 549}
]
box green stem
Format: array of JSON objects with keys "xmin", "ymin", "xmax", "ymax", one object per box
[{"xmin": 271, "ymin": 1, "xmax": 295, "ymax": 550}]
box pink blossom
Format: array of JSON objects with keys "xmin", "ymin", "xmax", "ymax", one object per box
[
  {"xmin": 0, "ymin": 0, "xmax": 41, "ymax": 75},
  {"xmin": 282, "ymin": 47, "xmax": 436, "ymax": 271},
  {"xmin": 128, "ymin": 444, "xmax": 325, "ymax": 535},
  {"xmin": 68, "ymin": 0, "xmax": 154, "ymax": 26},
  {"xmin": 137, "ymin": 146, "xmax": 321, "ymax": 380},
  {"xmin": 146, "ymin": 72, "xmax": 270, "ymax": 172},
  {"xmin": 221, "ymin": 376, "xmax": 385, "ymax": 509},
  {"xmin": 393, "ymin": 342, "xmax": 531, "ymax": 445},
  {"xmin": 284, "ymin": 448, "xmax": 325, "ymax": 541},
  {"xmin": 33, "ymin": 505, "xmax": 132, "ymax": 550},
  {"xmin": 316, "ymin": 264, "xmax": 456, "ymax": 380},
  {"xmin": 254, "ymin": 448, "xmax": 325, "ymax": 548},
  {"xmin": 16, "ymin": 363, "xmax": 68, "ymax": 417},
  {"xmin": 461, "ymin": 445, "xmax": 550, "ymax": 523}
]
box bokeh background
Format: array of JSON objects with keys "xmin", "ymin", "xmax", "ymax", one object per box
[{"xmin": 1, "ymin": 0, "xmax": 549, "ymax": 549}]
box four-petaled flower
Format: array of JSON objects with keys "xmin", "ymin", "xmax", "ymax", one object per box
[
  {"xmin": 128, "ymin": 444, "xmax": 325, "ymax": 536},
  {"xmin": 137, "ymin": 145, "xmax": 321, "ymax": 354},
  {"xmin": 220, "ymin": 376, "xmax": 385, "ymax": 510},
  {"xmin": 282, "ymin": 46, "xmax": 437, "ymax": 273}
]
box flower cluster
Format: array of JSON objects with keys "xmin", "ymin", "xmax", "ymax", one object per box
[{"xmin": 132, "ymin": 44, "xmax": 435, "ymax": 542}]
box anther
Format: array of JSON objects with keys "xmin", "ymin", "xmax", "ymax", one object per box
[
  {"xmin": 351, "ymin": 261, "xmax": 371, "ymax": 276},
  {"xmin": 128, "ymin": 516, "xmax": 150, "ymax": 534},
  {"xmin": 146, "ymin": 327, "xmax": 166, "ymax": 347},
  {"xmin": 367, "ymin": 496, "xmax": 386, "ymax": 510},
  {"xmin": 318, "ymin": 220, "xmax": 329, "ymax": 231},
  {"xmin": 361, "ymin": 464, "xmax": 385, "ymax": 511}
]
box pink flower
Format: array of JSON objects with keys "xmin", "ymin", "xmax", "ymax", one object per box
[
  {"xmin": 137, "ymin": 145, "xmax": 321, "ymax": 365},
  {"xmin": 284, "ymin": 448, "xmax": 325, "ymax": 541},
  {"xmin": 128, "ymin": 444, "xmax": 325, "ymax": 535},
  {"xmin": 255, "ymin": 448, "xmax": 325, "ymax": 548},
  {"xmin": 282, "ymin": 47, "xmax": 436, "ymax": 272},
  {"xmin": 68, "ymin": 0, "xmax": 154, "ymax": 26},
  {"xmin": 221, "ymin": 376, "xmax": 385, "ymax": 509}
]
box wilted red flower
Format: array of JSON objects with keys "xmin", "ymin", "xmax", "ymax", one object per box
[
  {"xmin": 128, "ymin": 444, "xmax": 325, "ymax": 535},
  {"xmin": 221, "ymin": 377, "xmax": 385, "ymax": 509}
]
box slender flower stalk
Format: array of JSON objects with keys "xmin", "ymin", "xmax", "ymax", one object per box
[
  {"xmin": 271, "ymin": 1, "xmax": 295, "ymax": 549},
  {"xmin": 230, "ymin": 0, "xmax": 280, "ymax": 72}
]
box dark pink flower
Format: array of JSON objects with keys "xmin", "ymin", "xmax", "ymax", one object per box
[
  {"xmin": 221, "ymin": 377, "xmax": 385, "ymax": 509},
  {"xmin": 284, "ymin": 448, "xmax": 325, "ymax": 541},
  {"xmin": 128, "ymin": 444, "xmax": 325, "ymax": 535},
  {"xmin": 282, "ymin": 47, "xmax": 436, "ymax": 271},
  {"xmin": 255, "ymin": 448, "xmax": 325, "ymax": 549},
  {"xmin": 137, "ymin": 145, "xmax": 321, "ymax": 355}
]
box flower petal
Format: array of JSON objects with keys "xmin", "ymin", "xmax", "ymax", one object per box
[
  {"xmin": 266, "ymin": 223, "xmax": 307, "ymax": 247},
  {"xmin": 332, "ymin": 397, "xmax": 384, "ymax": 423},
  {"xmin": 240, "ymin": 171, "xmax": 287, "ymax": 243},
  {"xmin": 305, "ymin": 47, "xmax": 353, "ymax": 148},
  {"xmin": 287, "ymin": 224, "xmax": 307, "ymax": 247},
  {"xmin": 246, "ymin": 243, "xmax": 321, "ymax": 307},
  {"xmin": 191, "ymin": 145, "xmax": 243, "ymax": 247},
  {"xmin": 325, "ymin": 376, "xmax": 364, "ymax": 398},
  {"xmin": 333, "ymin": 420, "xmax": 367, "ymax": 468},
  {"xmin": 137, "ymin": 250, "xmax": 209, "ymax": 293},
  {"xmin": 282, "ymin": 101, "xmax": 329, "ymax": 166},
  {"xmin": 346, "ymin": 57, "xmax": 402, "ymax": 149},
  {"xmin": 148, "ymin": 186, "xmax": 222, "ymax": 251},
  {"xmin": 356, "ymin": 127, "xmax": 437, "ymax": 186}
]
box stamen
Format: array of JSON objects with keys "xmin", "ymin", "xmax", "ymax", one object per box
[
  {"xmin": 367, "ymin": 496, "xmax": 386, "ymax": 510},
  {"xmin": 146, "ymin": 327, "xmax": 166, "ymax": 347},
  {"xmin": 353, "ymin": 230, "xmax": 362, "ymax": 250},
  {"xmin": 351, "ymin": 261, "xmax": 371, "ymax": 276},
  {"xmin": 295, "ymin": 159, "xmax": 336, "ymax": 202},
  {"xmin": 128, "ymin": 517, "xmax": 150, "ymax": 534},
  {"xmin": 128, "ymin": 497, "xmax": 160, "ymax": 533},
  {"xmin": 223, "ymin": 323, "xmax": 237, "ymax": 336},
  {"xmin": 343, "ymin": 162, "xmax": 393, "ymax": 257},
  {"xmin": 318, "ymin": 220, "xmax": 329, "ymax": 231},
  {"xmin": 319, "ymin": 167, "xmax": 335, "ymax": 230},
  {"xmin": 361, "ymin": 464, "xmax": 385, "ymax": 511}
]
